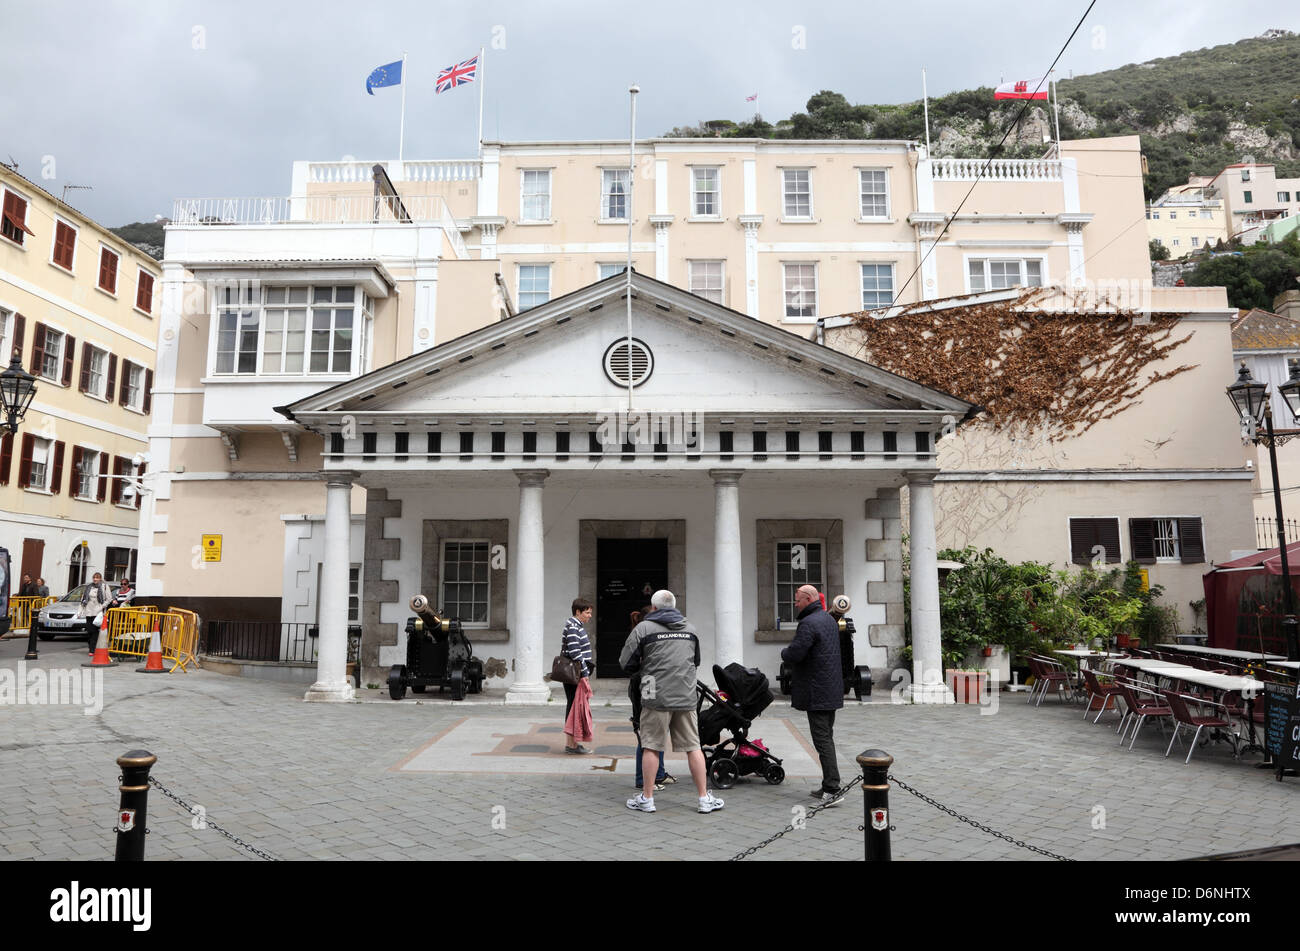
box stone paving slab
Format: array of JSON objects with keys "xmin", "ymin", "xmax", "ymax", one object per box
[{"xmin": 4, "ymin": 638, "xmax": 1300, "ymax": 861}]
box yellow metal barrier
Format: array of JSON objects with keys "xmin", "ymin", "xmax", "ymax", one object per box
[
  {"xmin": 162, "ymin": 607, "xmax": 201, "ymax": 673},
  {"xmin": 105, "ymin": 606, "xmax": 162, "ymax": 659},
  {"xmin": 6, "ymin": 596, "xmax": 56, "ymax": 633}
]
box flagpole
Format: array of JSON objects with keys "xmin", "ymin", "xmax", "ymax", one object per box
[
  {"xmin": 627, "ymin": 83, "xmax": 639, "ymax": 413},
  {"xmin": 1051, "ymin": 73, "xmax": 1062, "ymax": 152},
  {"xmin": 477, "ymin": 47, "xmax": 486, "ymax": 158},
  {"xmin": 922, "ymin": 68, "xmax": 932, "ymax": 157},
  {"xmin": 398, "ymin": 52, "xmax": 408, "ymax": 166}
]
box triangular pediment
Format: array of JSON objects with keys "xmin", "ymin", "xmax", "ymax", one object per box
[{"xmin": 282, "ymin": 272, "xmax": 973, "ymax": 421}]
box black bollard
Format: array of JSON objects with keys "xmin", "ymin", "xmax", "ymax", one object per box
[
  {"xmin": 857, "ymin": 748, "xmax": 894, "ymax": 862},
  {"xmin": 24, "ymin": 621, "xmax": 39, "ymax": 660},
  {"xmin": 114, "ymin": 750, "xmax": 157, "ymax": 861}
]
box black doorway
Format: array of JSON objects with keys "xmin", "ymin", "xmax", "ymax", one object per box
[{"xmin": 595, "ymin": 538, "xmax": 668, "ymax": 678}]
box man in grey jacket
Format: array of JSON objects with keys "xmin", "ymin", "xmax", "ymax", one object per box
[{"xmin": 619, "ymin": 590, "xmax": 724, "ymax": 815}]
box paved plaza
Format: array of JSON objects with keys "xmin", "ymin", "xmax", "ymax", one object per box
[{"xmin": 2, "ymin": 635, "xmax": 1298, "ymax": 861}]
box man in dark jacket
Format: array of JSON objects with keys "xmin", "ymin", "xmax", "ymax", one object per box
[{"xmin": 781, "ymin": 584, "xmax": 845, "ymax": 806}]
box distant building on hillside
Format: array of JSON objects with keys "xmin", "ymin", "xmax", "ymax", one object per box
[{"xmin": 1146, "ymin": 181, "xmax": 1228, "ymax": 256}]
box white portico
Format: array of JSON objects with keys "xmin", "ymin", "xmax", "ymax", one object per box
[{"xmin": 281, "ymin": 272, "xmax": 973, "ymax": 703}]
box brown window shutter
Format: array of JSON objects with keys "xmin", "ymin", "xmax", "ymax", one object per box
[
  {"xmin": 29, "ymin": 323, "xmax": 46, "ymax": 376},
  {"xmin": 1129, "ymin": 518, "xmax": 1157, "ymax": 564},
  {"xmin": 1097, "ymin": 519, "xmax": 1121, "ymax": 563},
  {"xmin": 70, "ymin": 446, "xmax": 82, "ymax": 494},
  {"xmin": 105, "ymin": 354, "xmax": 117, "ymax": 402},
  {"xmin": 53, "ymin": 222, "xmax": 75, "ymax": 269},
  {"xmin": 96, "ymin": 452, "xmax": 108, "ymax": 502},
  {"xmin": 111, "ymin": 456, "xmax": 125, "ymax": 505},
  {"xmin": 1069, "ymin": 518, "xmax": 1094, "ymax": 564},
  {"xmin": 61, "ymin": 334, "xmax": 75, "ymax": 386},
  {"xmin": 78, "ymin": 342, "xmax": 92, "ymax": 393},
  {"xmin": 49, "ymin": 441, "xmax": 65, "ymax": 495},
  {"xmin": 17, "ymin": 432, "xmax": 34, "ymax": 488},
  {"xmin": 11, "ymin": 313, "xmax": 23, "ymax": 362},
  {"xmin": 143, "ymin": 369, "xmax": 153, "ymax": 414},
  {"xmin": 0, "ymin": 432, "xmax": 12, "ymax": 485},
  {"xmin": 1179, "ymin": 517, "xmax": 1206, "ymax": 564},
  {"xmin": 118, "ymin": 362, "xmax": 129, "ymax": 405},
  {"xmin": 136, "ymin": 271, "xmax": 154, "ymax": 313}
]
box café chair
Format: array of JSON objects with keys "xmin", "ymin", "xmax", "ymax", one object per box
[
  {"xmin": 1160, "ymin": 690, "xmax": 1240, "ymax": 764},
  {"xmin": 1116, "ymin": 679, "xmax": 1174, "ymax": 750},
  {"xmin": 1029, "ymin": 655, "xmax": 1074, "ymax": 706},
  {"xmin": 1081, "ymin": 667, "xmax": 1123, "ymax": 724}
]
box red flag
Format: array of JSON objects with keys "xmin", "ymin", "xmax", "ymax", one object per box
[{"xmin": 993, "ymin": 76, "xmax": 1050, "ymax": 100}]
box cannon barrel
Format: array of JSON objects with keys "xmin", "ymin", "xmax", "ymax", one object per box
[{"xmin": 409, "ymin": 594, "xmax": 452, "ymax": 633}]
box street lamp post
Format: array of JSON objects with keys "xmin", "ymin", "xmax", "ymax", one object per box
[
  {"xmin": 1229, "ymin": 360, "xmax": 1300, "ymax": 661},
  {"xmin": 1, "ymin": 347, "xmax": 40, "ymax": 659}
]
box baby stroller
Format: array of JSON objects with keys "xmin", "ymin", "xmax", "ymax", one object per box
[{"xmin": 696, "ymin": 663, "xmax": 785, "ymax": 789}]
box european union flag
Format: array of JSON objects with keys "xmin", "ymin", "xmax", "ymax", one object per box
[{"xmin": 366, "ymin": 60, "xmax": 402, "ymax": 95}]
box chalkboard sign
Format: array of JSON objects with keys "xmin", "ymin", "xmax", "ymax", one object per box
[{"xmin": 1265, "ymin": 680, "xmax": 1300, "ymax": 779}]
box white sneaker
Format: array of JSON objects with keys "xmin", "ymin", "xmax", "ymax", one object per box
[
  {"xmin": 698, "ymin": 792, "xmax": 725, "ymax": 813},
  {"xmin": 819, "ymin": 790, "xmax": 845, "ymax": 808},
  {"xmin": 626, "ymin": 793, "xmax": 656, "ymax": 813}
]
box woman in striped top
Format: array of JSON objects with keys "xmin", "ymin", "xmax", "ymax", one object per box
[{"xmin": 562, "ymin": 598, "xmax": 595, "ymax": 754}]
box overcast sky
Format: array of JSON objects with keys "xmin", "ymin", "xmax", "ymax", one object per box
[{"xmin": 1, "ymin": 0, "xmax": 1296, "ymax": 225}]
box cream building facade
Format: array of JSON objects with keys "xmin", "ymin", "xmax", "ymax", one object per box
[
  {"xmin": 1146, "ymin": 181, "xmax": 1228, "ymax": 256},
  {"xmin": 1203, "ymin": 163, "xmax": 1300, "ymax": 244},
  {"xmin": 145, "ymin": 134, "xmax": 1248, "ymax": 698},
  {"xmin": 0, "ymin": 166, "xmax": 158, "ymax": 594}
]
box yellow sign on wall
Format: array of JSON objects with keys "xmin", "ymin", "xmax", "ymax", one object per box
[
  {"xmin": 1138, "ymin": 567, "xmax": 1150, "ymax": 592},
  {"xmin": 201, "ymin": 535, "xmax": 223, "ymax": 562}
]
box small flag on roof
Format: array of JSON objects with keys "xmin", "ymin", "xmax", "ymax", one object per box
[
  {"xmin": 993, "ymin": 76, "xmax": 1049, "ymax": 100},
  {"xmin": 745, "ymin": 93, "xmax": 758, "ymax": 102},
  {"xmin": 436, "ymin": 54, "xmax": 479, "ymax": 93},
  {"xmin": 366, "ymin": 59, "xmax": 403, "ymax": 95}
]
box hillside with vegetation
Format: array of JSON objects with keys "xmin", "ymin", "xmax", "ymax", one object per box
[
  {"xmin": 664, "ymin": 30, "xmax": 1300, "ymax": 201},
  {"xmin": 108, "ymin": 220, "xmax": 165, "ymax": 260}
]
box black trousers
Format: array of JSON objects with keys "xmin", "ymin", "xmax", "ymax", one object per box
[
  {"xmin": 564, "ymin": 682, "xmax": 577, "ymax": 721},
  {"xmin": 807, "ymin": 710, "xmax": 841, "ymax": 792}
]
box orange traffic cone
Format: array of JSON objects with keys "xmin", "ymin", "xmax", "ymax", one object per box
[
  {"xmin": 82, "ymin": 613, "xmax": 118, "ymax": 668},
  {"xmin": 136, "ymin": 627, "xmax": 166, "ymax": 673}
]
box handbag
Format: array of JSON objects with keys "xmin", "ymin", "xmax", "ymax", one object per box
[{"xmin": 551, "ymin": 654, "xmax": 581, "ymax": 686}]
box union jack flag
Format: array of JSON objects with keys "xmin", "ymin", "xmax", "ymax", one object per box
[{"xmin": 436, "ymin": 54, "xmax": 479, "ymax": 93}]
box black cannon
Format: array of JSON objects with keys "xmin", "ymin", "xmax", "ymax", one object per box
[
  {"xmin": 777, "ymin": 594, "xmax": 872, "ymax": 701},
  {"xmin": 387, "ymin": 594, "xmax": 485, "ymax": 701}
]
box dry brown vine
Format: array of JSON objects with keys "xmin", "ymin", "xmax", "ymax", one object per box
[{"xmin": 847, "ymin": 287, "xmax": 1197, "ymax": 440}]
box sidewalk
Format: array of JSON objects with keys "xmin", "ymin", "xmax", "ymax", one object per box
[{"xmin": 3, "ymin": 637, "xmax": 1297, "ymax": 861}]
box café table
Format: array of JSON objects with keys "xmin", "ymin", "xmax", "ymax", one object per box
[
  {"xmin": 1156, "ymin": 643, "xmax": 1286, "ymax": 663},
  {"xmin": 1113, "ymin": 657, "xmax": 1265, "ymax": 755},
  {"xmin": 1053, "ymin": 649, "xmax": 1125, "ymax": 696}
]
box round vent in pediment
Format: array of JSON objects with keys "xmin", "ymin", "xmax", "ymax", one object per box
[{"xmin": 603, "ymin": 338, "xmax": 654, "ymax": 387}]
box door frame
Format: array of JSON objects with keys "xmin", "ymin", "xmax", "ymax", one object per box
[{"xmin": 578, "ymin": 519, "xmax": 686, "ymax": 672}]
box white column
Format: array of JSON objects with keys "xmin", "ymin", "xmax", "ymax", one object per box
[
  {"xmin": 739, "ymin": 218, "xmax": 762, "ymax": 317},
  {"xmin": 711, "ymin": 469, "xmax": 744, "ymax": 667},
  {"xmin": 907, "ymin": 473, "xmax": 951, "ymax": 703},
  {"xmin": 506, "ymin": 469, "xmax": 552, "ymax": 704},
  {"xmin": 304, "ymin": 474, "xmax": 356, "ymax": 702},
  {"xmin": 1065, "ymin": 221, "xmax": 1087, "ymax": 287}
]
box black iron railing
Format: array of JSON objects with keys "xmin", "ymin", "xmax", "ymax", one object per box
[
  {"xmin": 203, "ymin": 621, "xmax": 319, "ymax": 663},
  {"xmin": 1256, "ymin": 517, "xmax": 1300, "ymax": 551}
]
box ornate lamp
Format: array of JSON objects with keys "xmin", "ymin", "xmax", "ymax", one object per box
[
  {"xmin": 0, "ymin": 348, "xmax": 37, "ymax": 434},
  {"xmin": 1226, "ymin": 361, "xmax": 1269, "ymax": 429}
]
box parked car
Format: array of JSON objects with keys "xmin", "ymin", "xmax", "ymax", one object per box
[{"xmin": 34, "ymin": 585, "xmax": 92, "ymax": 640}]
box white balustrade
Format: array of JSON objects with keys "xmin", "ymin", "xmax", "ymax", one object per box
[{"xmin": 930, "ymin": 157, "xmax": 1063, "ymax": 182}]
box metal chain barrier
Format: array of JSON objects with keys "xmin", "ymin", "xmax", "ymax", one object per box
[
  {"xmin": 148, "ymin": 776, "xmax": 280, "ymax": 861},
  {"xmin": 729, "ymin": 773, "xmax": 865, "ymax": 861},
  {"xmin": 887, "ymin": 773, "xmax": 1074, "ymax": 861}
]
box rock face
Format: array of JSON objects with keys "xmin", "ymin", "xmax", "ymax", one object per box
[
  {"xmin": 1226, "ymin": 122, "xmax": 1298, "ymax": 160},
  {"xmin": 1060, "ymin": 99, "xmax": 1097, "ymax": 132},
  {"xmin": 1156, "ymin": 113, "xmax": 1197, "ymax": 136}
]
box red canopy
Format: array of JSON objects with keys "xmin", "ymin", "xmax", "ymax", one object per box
[{"xmin": 1203, "ymin": 541, "xmax": 1300, "ymax": 651}]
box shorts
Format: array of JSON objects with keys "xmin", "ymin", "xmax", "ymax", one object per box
[{"xmin": 638, "ymin": 708, "xmax": 700, "ymax": 753}]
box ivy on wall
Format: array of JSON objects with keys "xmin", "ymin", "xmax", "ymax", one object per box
[{"xmin": 849, "ymin": 288, "xmax": 1198, "ymax": 439}]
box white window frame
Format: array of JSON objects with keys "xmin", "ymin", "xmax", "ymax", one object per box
[
  {"xmin": 1200, "ymin": 209, "xmax": 1213, "ymax": 219},
  {"xmin": 857, "ymin": 168, "xmax": 890, "ymax": 221},
  {"xmin": 27, "ymin": 435, "xmax": 53, "ymax": 493},
  {"xmin": 519, "ymin": 168, "xmax": 552, "ymax": 223},
  {"xmin": 1280, "ymin": 191, "xmax": 1292, "ymax": 203},
  {"xmin": 687, "ymin": 260, "xmax": 725, "ymax": 305},
  {"xmin": 208, "ymin": 284, "xmax": 363, "ymax": 378},
  {"xmin": 73, "ymin": 447, "xmax": 100, "ymax": 500},
  {"xmin": 599, "ymin": 167, "xmax": 630, "ymax": 222},
  {"xmin": 0, "ymin": 305, "xmax": 11, "ymax": 360},
  {"xmin": 775, "ymin": 538, "xmax": 826, "ymax": 630},
  {"xmin": 49, "ymin": 216, "xmax": 79, "ymax": 273},
  {"xmin": 1191, "ymin": 236, "xmax": 1200, "ymax": 247},
  {"xmin": 964, "ymin": 256, "xmax": 1048, "ymax": 294},
  {"xmin": 1, "ymin": 186, "xmax": 31, "ymax": 248},
  {"xmin": 597, "ymin": 262, "xmax": 626, "ymax": 281},
  {"xmin": 1151, "ymin": 211, "xmax": 1160, "ymax": 219},
  {"xmin": 782, "ymin": 262, "xmax": 819, "ymax": 321},
  {"xmin": 859, "ymin": 262, "xmax": 896, "ymax": 309},
  {"xmin": 1169, "ymin": 211, "xmax": 1177, "ymax": 220},
  {"xmin": 97, "ymin": 245, "xmax": 120, "ymax": 296},
  {"xmin": 84, "ymin": 343, "xmax": 109, "ymax": 400},
  {"xmin": 122, "ymin": 361, "xmax": 145, "ymax": 412},
  {"xmin": 439, "ymin": 539, "xmax": 491, "ymax": 629},
  {"xmin": 348, "ymin": 564, "xmax": 362, "ymax": 623},
  {"xmin": 1172, "ymin": 238, "xmax": 1181, "ymax": 247},
  {"xmin": 517, "ymin": 264, "xmax": 551, "ymax": 311},
  {"xmin": 37, "ymin": 326, "xmax": 65, "ymax": 383},
  {"xmin": 1152, "ymin": 517, "xmax": 1181, "ymax": 563},
  {"xmin": 690, "ymin": 166, "xmax": 721, "ymax": 218},
  {"xmin": 781, "ymin": 168, "xmax": 813, "ymax": 220}
]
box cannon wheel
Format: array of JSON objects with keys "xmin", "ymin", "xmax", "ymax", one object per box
[
  {"xmin": 854, "ymin": 666, "xmax": 872, "ymax": 701},
  {"xmin": 709, "ymin": 757, "xmax": 739, "ymax": 790},
  {"xmin": 449, "ymin": 667, "xmax": 466, "ymax": 701},
  {"xmin": 388, "ymin": 666, "xmax": 408, "ymax": 701}
]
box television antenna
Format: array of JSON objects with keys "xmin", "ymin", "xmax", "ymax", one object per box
[{"xmin": 62, "ymin": 184, "xmax": 93, "ymax": 202}]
